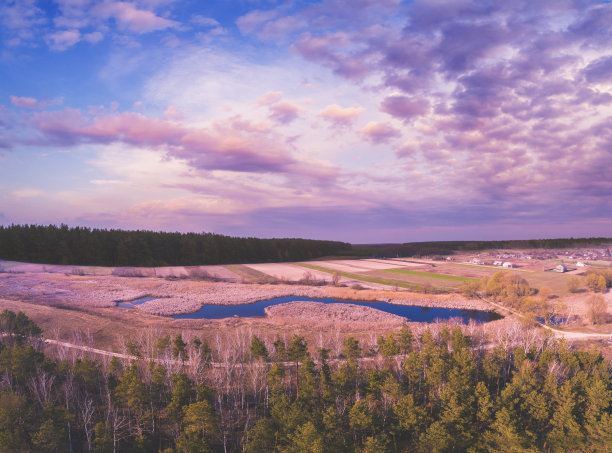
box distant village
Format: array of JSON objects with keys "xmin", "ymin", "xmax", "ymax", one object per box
[{"xmin": 437, "ymin": 246, "xmax": 612, "ymax": 273}]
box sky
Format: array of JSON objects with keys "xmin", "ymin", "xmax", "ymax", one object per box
[{"xmin": 0, "ymin": 0, "xmax": 611, "ymax": 243}]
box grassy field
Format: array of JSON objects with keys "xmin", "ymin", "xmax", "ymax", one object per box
[
  {"xmin": 296, "ymin": 263, "xmax": 449, "ymax": 292},
  {"xmin": 362, "ymin": 270, "xmax": 466, "ymax": 289},
  {"xmin": 515, "ymin": 270, "xmax": 574, "ymax": 296},
  {"xmin": 450, "ymin": 262, "xmax": 530, "ymax": 272},
  {"xmin": 383, "ymin": 268, "xmax": 476, "ymax": 282}
]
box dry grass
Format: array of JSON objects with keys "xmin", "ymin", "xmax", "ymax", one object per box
[
  {"xmin": 312, "ymin": 259, "xmax": 405, "ymax": 272},
  {"xmin": 245, "ymin": 263, "xmax": 333, "ymax": 282}
]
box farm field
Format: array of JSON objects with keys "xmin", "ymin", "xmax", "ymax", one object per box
[
  {"xmin": 244, "ymin": 262, "xmax": 339, "ymax": 282},
  {"xmin": 312, "ymin": 259, "xmax": 416, "ymax": 272},
  {"xmin": 383, "ymin": 268, "xmax": 475, "ymax": 282},
  {"xmin": 297, "ymin": 262, "xmax": 432, "ymax": 291},
  {"xmin": 516, "ymin": 270, "xmax": 576, "ymax": 296},
  {"xmin": 382, "ymin": 259, "xmax": 589, "ymax": 297},
  {"xmin": 360, "ymin": 270, "xmax": 465, "ymax": 289}
]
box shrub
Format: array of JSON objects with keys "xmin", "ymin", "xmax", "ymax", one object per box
[
  {"xmin": 188, "ymin": 268, "xmax": 216, "ymax": 280},
  {"xmin": 586, "ymin": 274, "xmax": 607, "ymax": 293},
  {"xmin": 331, "ymin": 272, "xmax": 340, "ymax": 286},
  {"xmin": 566, "ymin": 276, "xmax": 583, "ymax": 293},
  {"xmin": 584, "ymin": 269, "xmax": 612, "ymax": 287},
  {"xmin": 481, "ymin": 272, "xmax": 535, "ymax": 308},
  {"xmin": 586, "ymin": 294, "xmax": 607, "ymax": 324}
]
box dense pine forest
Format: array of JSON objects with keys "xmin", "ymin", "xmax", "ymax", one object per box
[
  {"xmin": 0, "ymin": 310, "xmax": 610, "ymax": 452},
  {"xmin": 0, "ymin": 225, "xmax": 351, "ymax": 267}
]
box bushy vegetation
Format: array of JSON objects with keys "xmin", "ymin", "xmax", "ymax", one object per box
[
  {"xmin": 0, "ymin": 224, "xmax": 351, "ymax": 267},
  {"xmin": 461, "ymin": 272, "xmax": 536, "ymax": 307},
  {"xmin": 460, "ymin": 273, "xmax": 569, "ymax": 325},
  {"xmin": 0, "ymin": 311, "xmax": 611, "ymax": 452},
  {"xmin": 586, "ymin": 295, "xmax": 608, "ymax": 325},
  {"xmin": 584, "ymin": 269, "xmax": 612, "ymax": 292},
  {"xmin": 566, "ymin": 276, "xmax": 583, "ymax": 293}
]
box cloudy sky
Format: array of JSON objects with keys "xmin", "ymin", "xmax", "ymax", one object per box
[{"xmin": 1, "ymin": 0, "xmax": 611, "ymax": 242}]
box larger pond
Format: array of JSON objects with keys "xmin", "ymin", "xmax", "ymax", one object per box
[{"xmin": 172, "ymin": 296, "xmax": 503, "ymax": 324}]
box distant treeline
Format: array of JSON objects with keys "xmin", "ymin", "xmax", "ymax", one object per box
[
  {"xmin": 368, "ymin": 237, "xmax": 612, "ymax": 258},
  {"xmin": 0, "ymin": 224, "xmax": 351, "ymax": 267}
]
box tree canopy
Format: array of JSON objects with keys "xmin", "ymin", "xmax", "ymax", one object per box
[
  {"xmin": 0, "ymin": 224, "xmax": 351, "ymax": 267},
  {"xmin": 0, "ymin": 311, "xmax": 610, "ymax": 452}
]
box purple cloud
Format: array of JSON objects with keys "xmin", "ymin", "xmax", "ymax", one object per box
[
  {"xmin": 381, "ymin": 95, "xmax": 429, "ymax": 120},
  {"xmin": 292, "ymin": 32, "xmax": 371, "ymax": 79},
  {"xmin": 268, "ymin": 101, "xmax": 301, "ymax": 125},
  {"xmin": 584, "ymin": 55, "xmax": 612, "ymax": 83}
]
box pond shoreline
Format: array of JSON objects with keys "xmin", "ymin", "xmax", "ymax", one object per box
[{"xmin": 169, "ymin": 296, "xmax": 502, "ymax": 324}]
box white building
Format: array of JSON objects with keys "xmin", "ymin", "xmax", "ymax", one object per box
[
  {"xmin": 493, "ymin": 260, "xmax": 503, "ymax": 266},
  {"xmin": 576, "ymin": 261, "xmax": 587, "ymax": 267},
  {"xmin": 555, "ymin": 264, "xmax": 567, "ymax": 273},
  {"xmin": 502, "ymin": 262, "xmax": 513, "ymax": 268}
]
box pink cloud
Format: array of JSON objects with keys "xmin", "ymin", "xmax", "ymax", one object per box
[
  {"xmin": 256, "ymin": 91, "xmax": 283, "ymax": 106},
  {"xmin": 10, "ymin": 95, "xmax": 39, "ymax": 109},
  {"xmin": 33, "ymin": 109, "xmax": 184, "ymax": 146},
  {"xmin": 359, "ymin": 121, "xmax": 401, "ymax": 144},
  {"xmin": 30, "ymin": 108, "xmax": 301, "ymax": 174},
  {"xmin": 94, "ymin": 1, "xmax": 177, "ymax": 33},
  {"xmin": 318, "ymin": 104, "xmax": 364, "ymax": 127}
]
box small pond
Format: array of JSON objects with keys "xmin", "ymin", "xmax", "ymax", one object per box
[
  {"xmin": 172, "ymin": 296, "xmax": 503, "ymax": 324},
  {"xmin": 117, "ymin": 296, "xmax": 157, "ymax": 309}
]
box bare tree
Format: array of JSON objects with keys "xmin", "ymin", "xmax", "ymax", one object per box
[
  {"xmin": 28, "ymin": 368, "xmax": 55, "ymax": 409},
  {"xmin": 79, "ymin": 397, "xmax": 96, "ymax": 453}
]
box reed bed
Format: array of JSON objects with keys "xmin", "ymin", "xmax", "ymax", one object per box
[{"xmin": 265, "ymin": 301, "xmax": 406, "ymax": 327}]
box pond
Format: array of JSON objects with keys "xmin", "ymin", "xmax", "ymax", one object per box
[
  {"xmin": 117, "ymin": 296, "xmax": 157, "ymax": 309},
  {"xmin": 171, "ymin": 296, "xmax": 503, "ymax": 324}
]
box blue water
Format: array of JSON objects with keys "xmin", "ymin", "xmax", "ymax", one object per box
[
  {"xmin": 172, "ymin": 296, "xmax": 503, "ymax": 324},
  {"xmin": 117, "ymin": 296, "xmax": 157, "ymax": 308},
  {"xmin": 537, "ymin": 316, "xmax": 567, "ymax": 326}
]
